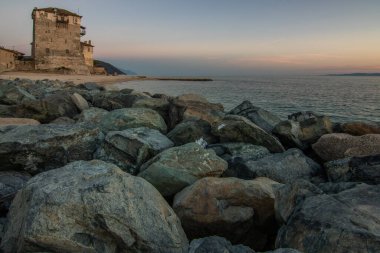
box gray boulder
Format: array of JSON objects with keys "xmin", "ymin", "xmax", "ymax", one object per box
[
  {"xmin": 91, "ymin": 91, "xmax": 147, "ymax": 110},
  {"xmin": 0, "ymin": 160, "xmax": 189, "ymax": 253},
  {"xmin": 167, "ymin": 119, "xmax": 218, "ymax": 146},
  {"xmin": 132, "ymin": 97, "xmax": 170, "ymax": 124},
  {"xmin": 229, "ymin": 100, "xmax": 281, "ymax": 133},
  {"xmin": 212, "ymin": 115, "xmax": 285, "ymax": 153},
  {"xmin": 226, "ymin": 148, "xmax": 322, "ymax": 184},
  {"xmin": 173, "ymin": 177, "xmax": 280, "ymax": 250},
  {"xmin": 169, "ymin": 94, "xmax": 225, "ymax": 129},
  {"xmin": 71, "ymin": 92, "xmax": 90, "ymax": 111},
  {"xmin": 0, "ymin": 124, "xmax": 102, "ymax": 174},
  {"xmin": 99, "ymin": 108, "xmax": 167, "ymax": 133},
  {"xmin": 275, "ymin": 182, "xmax": 380, "ymax": 253},
  {"xmin": 0, "ymin": 171, "xmax": 31, "ymax": 216},
  {"xmin": 273, "ymin": 111, "xmax": 333, "ymax": 150},
  {"xmin": 138, "ymin": 143, "xmax": 227, "ymax": 197},
  {"xmin": 76, "ymin": 107, "xmax": 109, "ymax": 124},
  {"xmin": 96, "ymin": 127, "xmax": 174, "ymax": 174},
  {"xmin": 312, "ymin": 133, "xmax": 380, "ymax": 161},
  {"xmin": 188, "ymin": 236, "xmax": 255, "ymax": 253},
  {"xmin": 325, "ymin": 155, "xmax": 380, "ymax": 184},
  {"xmin": 0, "ymin": 82, "xmax": 36, "ymax": 105}
]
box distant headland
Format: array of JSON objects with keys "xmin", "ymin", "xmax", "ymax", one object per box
[{"xmin": 326, "ymin": 73, "xmax": 380, "ymax": 76}]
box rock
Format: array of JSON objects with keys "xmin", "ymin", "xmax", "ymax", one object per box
[
  {"xmin": 0, "ymin": 160, "xmax": 189, "ymax": 253},
  {"xmin": 274, "ymin": 180, "xmax": 323, "ymax": 224},
  {"xmin": 325, "ymin": 155, "xmax": 380, "ymax": 184},
  {"xmin": 340, "ymin": 121, "xmax": 380, "ymax": 136},
  {"xmin": 188, "ymin": 236, "xmax": 255, "ymax": 253},
  {"xmin": 229, "ymin": 100, "xmax": 282, "ymax": 133},
  {"xmin": 96, "ymin": 127, "xmax": 174, "ymax": 174},
  {"xmin": 14, "ymin": 92, "xmax": 79, "ymax": 123},
  {"xmin": 212, "ymin": 115, "xmax": 285, "ymax": 153},
  {"xmin": 76, "ymin": 107, "xmax": 109, "ymax": 124},
  {"xmin": 70, "ymin": 92, "xmax": 90, "ymax": 111},
  {"xmin": 231, "ymin": 149, "xmax": 323, "ymax": 184},
  {"xmin": 99, "ymin": 108, "xmax": 167, "ymax": 133},
  {"xmin": 91, "ymin": 91, "xmax": 146, "ymax": 110},
  {"xmin": 275, "ymin": 183, "xmax": 380, "ymax": 253},
  {"xmin": 138, "ymin": 143, "xmax": 227, "ymax": 197},
  {"xmin": 167, "ymin": 119, "xmax": 218, "ymax": 146},
  {"xmin": 50, "ymin": 116, "xmax": 76, "ymax": 124},
  {"xmin": 169, "ymin": 94, "xmax": 225, "ymax": 129},
  {"xmin": 273, "ymin": 111, "xmax": 333, "ymax": 150},
  {"xmin": 78, "ymin": 82, "xmax": 105, "ymax": 91},
  {"xmin": 0, "ymin": 124, "xmax": 102, "ymax": 174},
  {"xmin": 0, "ymin": 105, "xmax": 14, "ymax": 117},
  {"xmin": 132, "ymin": 97, "xmax": 170, "ymax": 124},
  {"xmin": 173, "ymin": 177, "xmax": 280, "ymax": 250},
  {"xmin": 208, "ymin": 143, "xmax": 270, "ymax": 162},
  {"xmin": 312, "ymin": 133, "xmax": 380, "ymax": 161},
  {"xmin": 0, "ymin": 118, "xmax": 40, "ymax": 126},
  {"xmin": 0, "ymin": 82, "xmax": 36, "ymax": 105},
  {"xmin": 0, "ymin": 171, "xmax": 31, "ymax": 216}
]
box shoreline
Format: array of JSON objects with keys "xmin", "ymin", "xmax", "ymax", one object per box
[{"xmin": 0, "ymin": 71, "xmax": 212, "ymax": 85}]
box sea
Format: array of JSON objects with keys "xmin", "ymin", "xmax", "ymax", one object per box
[{"xmin": 109, "ymin": 75, "xmax": 380, "ymax": 123}]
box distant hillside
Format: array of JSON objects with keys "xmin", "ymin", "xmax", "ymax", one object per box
[
  {"xmin": 119, "ymin": 68, "xmax": 137, "ymax": 75},
  {"xmin": 327, "ymin": 73, "xmax": 380, "ymax": 76},
  {"xmin": 93, "ymin": 60, "xmax": 136, "ymax": 75}
]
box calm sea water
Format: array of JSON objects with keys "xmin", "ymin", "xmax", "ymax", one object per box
[{"xmin": 110, "ymin": 76, "xmax": 380, "ymax": 123}]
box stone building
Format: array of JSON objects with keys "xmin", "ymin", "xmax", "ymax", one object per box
[
  {"xmin": 31, "ymin": 7, "xmax": 94, "ymax": 74},
  {"xmin": 0, "ymin": 47, "xmax": 24, "ymax": 72}
]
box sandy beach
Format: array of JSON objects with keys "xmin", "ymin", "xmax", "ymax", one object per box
[{"xmin": 0, "ymin": 71, "xmax": 145, "ymax": 85}]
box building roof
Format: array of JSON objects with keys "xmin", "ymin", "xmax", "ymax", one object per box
[
  {"xmin": 0, "ymin": 47, "xmax": 25, "ymax": 56},
  {"xmin": 35, "ymin": 7, "xmax": 82, "ymax": 18},
  {"xmin": 81, "ymin": 42, "xmax": 94, "ymax": 47}
]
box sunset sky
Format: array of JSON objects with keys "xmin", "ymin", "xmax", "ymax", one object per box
[{"xmin": 1, "ymin": 0, "xmax": 380, "ymax": 76}]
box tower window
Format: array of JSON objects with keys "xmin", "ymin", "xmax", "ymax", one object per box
[
  {"xmin": 66, "ymin": 49, "xmax": 69, "ymax": 54},
  {"xmin": 46, "ymin": 48, "xmax": 50, "ymax": 54}
]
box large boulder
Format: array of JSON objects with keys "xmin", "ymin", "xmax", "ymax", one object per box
[
  {"xmin": 0, "ymin": 160, "xmax": 189, "ymax": 253},
  {"xmin": 14, "ymin": 92, "xmax": 79, "ymax": 123},
  {"xmin": 0, "ymin": 117, "xmax": 40, "ymax": 126},
  {"xmin": 212, "ymin": 115, "xmax": 285, "ymax": 153},
  {"xmin": 273, "ymin": 111, "xmax": 333, "ymax": 150},
  {"xmin": 325, "ymin": 155, "xmax": 380, "ymax": 184},
  {"xmin": 90, "ymin": 90, "xmax": 147, "ymax": 110},
  {"xmin": 0, "ymin": 82, "xmax": 36, "ymax": 105},
  {"xmin": 0, "ymin": 171, "xmax": 31, "ymax": 216},
  {"xmin": 132, "ymin": 97, "xmax": 170, "ymax": 124},
  {"xmin": 96, "ymin": 127, "xmax": 174, "ymax": 174},
  {"xmin": 169, "ymin": 94, "xmax": 225, "ymax": 129},
  {"xmin": 138, "ymin": 143, "xmax": 227, "ymax": 197},
  {"xmin": 275, "ymin": 182, "xmax": 380, "ymax": 253},
  {"xmin": 0, "ymin": 124, "xmax": 102, "ymax": 174},
  {"xmin": 339, "ymin": 121, "xmax": 380, "ymax": 136},
  {"xmin": 173, "ymin": 177, "xmax": 280, "ymax": 250},
  {"xmin": 99, "ymin": 108, "xmax": 167, "ymax": 133},
  {"xmin": 188, "ymin": 236, "xmax": 255, "ymax": 253},
  {"xmin": 312, "ymin": 133, "xmax": 380, "ymax": 161},
  {"xmin": 76, "ymin": 107, "xmax": 109, "ymax": 124},
  {"xmin": 229, "ymin": 148, "xmax": 323, "ymax": 184},
  {"xmin": 167, "ymin": 119, "xmax": 218, "ymax": 146},
  {"xmin": 229, "ymin": 100, "xmax": 282, "ymax": 133}
]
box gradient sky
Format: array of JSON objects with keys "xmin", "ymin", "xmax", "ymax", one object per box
[{"xmin": 1, "ymin": 0, "xmax": 380, "ymax": 76}]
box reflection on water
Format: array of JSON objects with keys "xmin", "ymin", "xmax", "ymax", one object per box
[{"xmin": 109, "ymin": 76, "xmax": 380, "ymax": 123}]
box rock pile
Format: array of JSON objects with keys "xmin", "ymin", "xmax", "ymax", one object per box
[{"xmin": 0, "ymin": 78, "xmax": 379, "ymax": 252}]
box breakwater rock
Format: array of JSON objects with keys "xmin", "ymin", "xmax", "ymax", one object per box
[{"xmin": 0, "ymin": 78, "xmax": 379, "ymax": 253}]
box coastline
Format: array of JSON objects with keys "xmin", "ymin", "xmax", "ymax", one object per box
[{"xmin": 0, "ymin": 71, "xmax": 212, "ymax": 85}]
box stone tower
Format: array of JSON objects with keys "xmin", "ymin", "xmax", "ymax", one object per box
[{"xmin": 31, "ymin": 7, "xmax": 91, "ymax": 74}]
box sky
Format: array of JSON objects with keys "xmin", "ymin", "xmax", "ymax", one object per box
[{"xmin": 1, "ymin": 0, "xmax": 380, "ymax": 76}]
